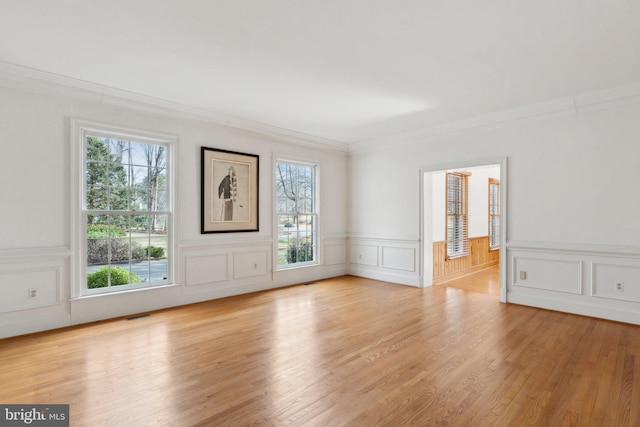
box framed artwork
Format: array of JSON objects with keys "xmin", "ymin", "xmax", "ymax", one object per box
[{"xmin": 201, "ymin": 147, "xmax": 259, "ymax": 233}]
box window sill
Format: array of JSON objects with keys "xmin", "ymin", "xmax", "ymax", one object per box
[
  {"xmin": 446, "ymin": 253, "xmax": 470, "ymax": 260},
  {"xmin": 72, "ymin": 283, "xmax": 181, "ymax": 301},
  {"xmin": 275, "ymin": 261, "xmax": 319, "ymax": 272}
]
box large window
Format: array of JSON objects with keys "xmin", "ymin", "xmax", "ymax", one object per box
[
  {"xmin": 489, "ymin": 178, "xmax": 500, "ymax": 249},
  {"xmin": 446, "ymin": 172, "xmax": 469, "ymax": 258},
  {"xmin": 275, "ymin": 160, "xmax": 317, "ymax": 268},
  {"xmin": 80, "ymin": 126, "xmax": 172, "ymax": 294}
]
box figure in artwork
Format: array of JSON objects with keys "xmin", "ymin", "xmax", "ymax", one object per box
[{"xmin": 218, "ymin": 166, "xmax": 237, "ymax": 221}]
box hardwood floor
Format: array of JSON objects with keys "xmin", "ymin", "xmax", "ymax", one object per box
[
  {"xmin": 438, "ymin": 265, "xmax": 500, "ymax": 296},
  {"xmin": 1, "ymin": 274, "xmax": 639, "ymax": 426}
]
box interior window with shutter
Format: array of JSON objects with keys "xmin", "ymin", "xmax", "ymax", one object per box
[
  {"xmin": 446, "ymin": 172, "xmax": 469, "ymax": 258},
  {"xmin": 489, "ymin": 178, "xmax": 500, "ymax": 249}
]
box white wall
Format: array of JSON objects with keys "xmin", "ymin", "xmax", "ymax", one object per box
[
  {"xmin": 2, "ymin": 68, "xmax": 640, "ymax": 335},
  {"xmin": 0, "ymin": 79, "xmax": 349, "ymax": 338},
  {"xmin": 349, "ymin": 91, "xmax": 640, "ymax": 324},
  {"xmin": 431, "ymin": 172, "xmax": 446, "ymax": 241},
  {"xmin": 351, "ymin": 101, "xmax": 640, "ymax": 245},
  {"xmin": 467, "ymin": 165, "xmax": 500, "ymax": 238}
]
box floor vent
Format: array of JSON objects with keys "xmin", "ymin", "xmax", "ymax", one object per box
[{"xmin": 126, "ymin": 313, "xmax": 151, "ymax": 321}]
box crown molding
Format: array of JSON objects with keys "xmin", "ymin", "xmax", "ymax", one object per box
[
  {"xmin": 348, "ymin": 97, "xmax": 576, "ymax": 153},
  {"xmin": 0, "ymin": 61, "xmax": 349, "ymax": 153},
  {"xmin": 350, "ymin": 82, "xmax": 640, "ymax": 153},
  {"xmin": 2, "ymin": 60, "xmax": 638, "ymax": 155},
  {"xmin": 574, "ymin": 82, "xmax": 640, "ymax": 113}
]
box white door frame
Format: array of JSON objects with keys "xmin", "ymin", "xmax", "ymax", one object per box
[{"xmin": 419, "ymin": 156, "xmax": 508, "ymax": 303}]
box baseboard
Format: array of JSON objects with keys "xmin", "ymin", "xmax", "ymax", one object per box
[
  {"xmin": 348, "ymin": 266, "xmax": 422, "ymax": 287},
  {"xmin": 507, "ymin": 292, "xmax": 640, "ymax": 325},
  {"xmin": 70, "ymin": 284, "xmax": 184, "ymax": 326},
  {"xmin": 0, "ymin": 312, "xmax": 71, "ymax": 339}
]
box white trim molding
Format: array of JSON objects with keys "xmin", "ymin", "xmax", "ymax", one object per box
[
  {"xmin": 0, "ymin": 60, "xmax": 348, "ymax": 153},
  {"xmin": 348, "ymin": 236, "xmax": 422, "ymax": 287},
  {"xmin": 0, "ymin": 247, "xmax": 71, "ymax": 338},
  {"xmin": 350, "ymin": 82, "xmax": 640, "ymax": 153},
  {"xmin": 507, "ymin": 241, "xmax": 640, "ymax": 325}
]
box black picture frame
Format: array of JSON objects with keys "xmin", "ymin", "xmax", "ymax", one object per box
[{"xmin": 201, "ymin": 146, "xmax": 259, "ymax": 233}]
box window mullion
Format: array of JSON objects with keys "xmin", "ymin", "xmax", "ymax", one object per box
[
  {"xmin": 81, "ymin": 128, "xmax": 171, "ymax": 295},
  {"xmin": 275, "ymin": 160, "xmax": 317, "ymax": 268}
]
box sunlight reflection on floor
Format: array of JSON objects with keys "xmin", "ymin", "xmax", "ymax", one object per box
[{"xmin": 438, "ymin": 266, "xmax": 500, "ymax": 296}]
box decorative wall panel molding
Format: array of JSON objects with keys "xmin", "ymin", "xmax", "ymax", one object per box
[
  {"xmin": 0, "ymin": 266, "xmax": 61, "ymax": 313},
  {"xmin": 233, "ymin": 251, "xmax": 269, "ymax": 280},
  {"xmin": 0, "ymin": 250, "xmax": 68, "ymax": 314},
  {"xmin": 350, "ymin": 244, "xmax": 378, "ymax": 267},
  {"xmin": 185, "ymin": 254, "xmax": 228, "ymax": 286},
  {"xmin": 0, "ymin": 248, "xmax": 71, "ymax": 338},
  {"xmin": 507, "ymin": 242, "xmax": 640, "ymax": 325},
  {"xmin": 507, "ymin": 241, "xmax": 640, "ymax": 258},
  {"xmin": 512, "ymin": 256, "xmax": 583, "ymax": 295},
  {"xmin": 324, "ymin": 242, "xmax": 346, "ymax": 266},
  {"xmin": 348, "ymin": 237, "xmax": 421, "ymax": 286},
  {"xmin": 591, "ymin": 262, "xmax": 640, "ymax": 303},
  {"xmin": 381, "ymin": 246, "xmax": 416, "ymax": 272}
]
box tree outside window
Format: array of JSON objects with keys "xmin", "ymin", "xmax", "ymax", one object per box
[
  {"xmin": 83, "ymin": 134, "xmax": 170, "ymax": 292},
  {"xmin": 275, "ymin": 161, "xmax": 317, "ymax": 268}
]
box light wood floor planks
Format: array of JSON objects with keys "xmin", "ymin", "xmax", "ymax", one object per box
[
  {"xmin": 1, "ymin": 270, "xmax": 639, "ymax": 426},
  {"xmin": 437, "ymin": 265, "xmax": 501, "ymax": 296}
]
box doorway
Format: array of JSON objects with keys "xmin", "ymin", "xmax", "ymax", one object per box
[{"xmin": 421, "ymin": 158, "xmax": 507, "ymax": 302}]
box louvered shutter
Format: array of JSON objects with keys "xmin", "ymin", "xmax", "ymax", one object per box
[
  {"xmin": 489, "ymin": 178, "xmax": 500, "ymax": 249},
  {"xmin": 446, "ymin": 172, "xmax": 469, "ymax": 258}
]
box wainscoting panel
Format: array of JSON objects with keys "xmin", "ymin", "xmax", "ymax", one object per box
[
  {"xmin": 381, "ymin": 246, "xmax": 416, "ymax": 272},
  {"xmin": 185, "ymin": 254, "xmax": 228, "ymax": 286},
  {"xmin": 0, "ymin": 236, "xmax": 348, "ymax": 338},
  {"xmin": 0, "ymin": 266, "xmax": 61, "ymax": 313},
  {"xmin": 513, "ymin": 256, "xmax": 583, "ymax": 295},
  {"xmin": 234, "ymin": 250, "xmax": 269, "ymax": 280},
  {"xmin": 592, "ymin": 261, "xmax": 640, "ymax": 303},
  {"xmin": 350, "ymin": 244, "xmax": 379, "ymax": 267},
  {"xmin": 433, "ymin": 236, "xmax": 499, "ymax": 284},
  {"xmin": 180, "ymin": 241, "xmax": 271, "ymax": 291},
  {"xmin": 348, "ymin": 237, "xmax": 421, "ymax": 286},
  {"xmin": 324, "ymin": 242, "xmax": 346, "ymax": 266},
  {"xmin": 0, "ymin": 247, "xmax": 71, "ymax": 338},
  {"xmin": 507, "ymin": 241, "xmax": 640, "ymax": 325}
]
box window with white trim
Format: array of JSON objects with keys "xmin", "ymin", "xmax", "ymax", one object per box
[
  {"xmin": 446, "ymin": 172, "xmax": 469, "ymax": 258},
  {"xmin": 80, "ymin": 125, "xmax": 172, "ymax": 294},
  {"xmin": 275, "ymin": 160, "xmax": 318, "ymax": 268},
  {"xmin": 489, "ymin": 178, "xmax": 500, "ymax": 249}
]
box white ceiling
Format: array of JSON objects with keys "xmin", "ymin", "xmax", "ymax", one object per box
[{"xmin": 1, "ymin": 1, "xmax": 639, "ymax": 144}]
